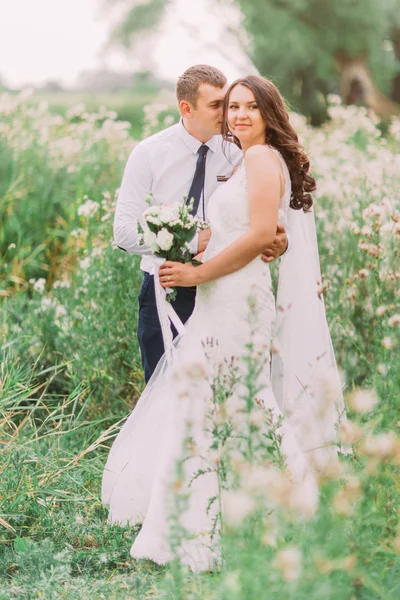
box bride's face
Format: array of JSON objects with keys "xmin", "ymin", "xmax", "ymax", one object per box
[{"xmin": 227, "ymin": 85, "xmax": 266, "ymax": 147}]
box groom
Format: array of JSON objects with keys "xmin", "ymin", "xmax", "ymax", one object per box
[{"xmin": 114, "ymin": 64, "xmax": 288, "ymax": 382}]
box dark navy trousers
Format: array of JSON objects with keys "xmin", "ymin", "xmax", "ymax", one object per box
[{"xmin": 137, "ymin": 272, "xmax": 197, "ymax": 383}]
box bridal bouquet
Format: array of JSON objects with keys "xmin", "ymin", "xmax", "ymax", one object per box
[{"xmin": 137, "ymin": 199, "xmax": 207, "ymax": 301}]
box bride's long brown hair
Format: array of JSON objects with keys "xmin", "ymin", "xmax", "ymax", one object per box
[{"xmin": 222, "ymin": 75, "xmax": 315, "ymax": 211}]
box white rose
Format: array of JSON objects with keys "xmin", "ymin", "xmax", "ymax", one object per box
[
  {"xmin": 144, "ymin": 230, "xmax": 159, "ymax": 252},
  {"xmin": 159, "ymin": 206, "xmax": 178, "ymax": 224},
  {"xmin": 157, "ymin": 228, "xmax": 174, "ymax": 251}
]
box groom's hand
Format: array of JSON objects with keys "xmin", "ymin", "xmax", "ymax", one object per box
[
  {"xmin": 261, "ymin": 224, "xmax": 288, "ymax": 263},
  {"xmin": 197, "ymin": 228, "xmax": 211, "ymax": 253}
]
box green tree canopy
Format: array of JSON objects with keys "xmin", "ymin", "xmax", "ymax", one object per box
[{"xmin": 105, "ymin": 0, "xmax": 400, "ymax": 123}]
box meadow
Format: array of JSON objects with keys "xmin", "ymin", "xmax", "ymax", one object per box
[{"xmin": 0, "ymin": 89, "xmax": 399, "ymax": 599}]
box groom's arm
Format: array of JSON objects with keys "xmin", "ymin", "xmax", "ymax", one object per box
[{"xmin": 114, "ymin": 143, "xmax": 154, "ymax": 255}]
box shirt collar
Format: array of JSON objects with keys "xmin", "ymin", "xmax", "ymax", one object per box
[{"xmin": 178, "ymin": 119, "xmax": 219, "ymax": 154}]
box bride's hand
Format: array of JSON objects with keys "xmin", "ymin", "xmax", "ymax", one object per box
[{"xmin": 159, "ymin": 261, "xmax": 200, "ymax": 288}]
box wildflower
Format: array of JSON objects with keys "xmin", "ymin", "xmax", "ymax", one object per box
[
  {"xmin": 224, "ymin": 571, "xmax": 241, "ymax": 593},
  {"xmin": 333, "ymin": 476, "xmax": 361, "ymax": 516},
  {"xmin": 378, "ymin": 364, "xmax": 389, "ymax": 376},
  {"xmin": 222, "ymin": 490, "xmax": 256, "ymax": 527},
  {"xmin": 348, "ymin": 389, "xmax": 378, "ymax": 413},
  {"xmin": 53, "ymin": 279, "xmax": 71, "ymax": 289},
  {"xmin": 388, "ymin": 314, "xmax": 400, "ymax": 327},
  {"xmin": 339, "ymin": 420, "xmax": 363, "ymax": 445},
  {"xmin": 361, "ymin": 431, "xmax": 398, "ymax": 460},
  {"xmin": 40, "ymin": 296, "xmax": 54, "ymax": 311},
  {"xmin": 360, "ymin": 225, "xmax": 372, "ymax": 237},
  {"xmin": 33, "ymin": 278, "xmax": 46, "ymax": 293},
  {"xmin": 79, "ymin": 257, "xmax": 91, "ymax": 270},
  {"xmin": 382, "ymin": 336, "xmax": 396, "ymax": 349},
  {"xmin": 55, "ymin": 304, "xmax": 67, "ymax": 319},
  {"xmin": 274, "ymin": 547, "xmax": 302, "ymax": 582},
  {"xmin": 316, "ymin": 279, "xmax": 330, "ymax": 298},
  {"xmin": 78, "ymin": 199, "xmax": 99, "ymax": 218}
]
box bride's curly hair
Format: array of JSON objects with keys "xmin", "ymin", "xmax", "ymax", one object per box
[{"xmin": 222, "ymin": 75, "xmax": 316, "ymax": 211}]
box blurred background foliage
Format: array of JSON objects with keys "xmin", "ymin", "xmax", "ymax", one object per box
[
  {"xmin": 3, "ymin": 1, "xmax": 399, "ymax": 127},
  {"xmin": 103, "ymin": 0, "xmax": 400, "ymax": 125}
]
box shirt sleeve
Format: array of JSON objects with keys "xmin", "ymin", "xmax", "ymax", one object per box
[{"xmin": 113, "ymin": 142, "xmax": 154, "ymax": 256}]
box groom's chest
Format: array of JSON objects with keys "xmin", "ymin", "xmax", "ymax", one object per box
[{"xmin": 150, "ymin": 147, "xmax": 239, "ymax": 206}]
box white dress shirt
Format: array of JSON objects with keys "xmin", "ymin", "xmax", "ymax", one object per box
[{"xmin": 114, "ymin": 120, "xmax": 243, "ymax": 273}]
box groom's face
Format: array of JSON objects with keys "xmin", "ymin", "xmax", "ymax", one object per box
[{"xmin": 191, "ymin": 83, "xmax": 228, "ymax": 138}]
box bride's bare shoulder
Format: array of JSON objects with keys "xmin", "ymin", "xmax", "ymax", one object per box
[
  {"xmin": 245, "ymin": 144, "xmax": 277, "ymax": 161},
  {"xmin": 245, "ymin": 145, "xmax": 281, "ymax": 172}
]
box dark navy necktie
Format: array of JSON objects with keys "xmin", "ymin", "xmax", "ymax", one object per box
[{"xmin": 186, "ymin": 144, "xmax": 209, "ymax": 216}]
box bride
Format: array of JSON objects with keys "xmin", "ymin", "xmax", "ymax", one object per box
[{"xmin": 102, "ymin": 75, "xmax": 346, "ymax": 571}]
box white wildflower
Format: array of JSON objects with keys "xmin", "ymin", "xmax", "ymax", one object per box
[
  {"xmin": 53, "ymin": 279, "xmax": 70, "ymax": 289},
  {"xmin": 274, "ymin": 547, "xmax": 302, "ymax": 582},
  {"xmin": 388, "ymin": 314, "xmax": 400, "ymax": 327},
  {"xmin": 348, "ymin": 389, "xmax": 379, "ymax": 413},
  {"xmin": 222, "ymin": 490, "xmax": 256, "ymax": 527},
  {"xmin": 78, "ymin": 199, "xmax": 99, "ymax": 218},
  {"xmin": 382, "ymin": 336, "xmax": 396, "ymax": 349},
  {"xmin": 55, "ymin": 304, "xmax": 67, "ymax": 319},
  {"xmin": 79, "ymin": 257, "xmax": 91, "ymax": 270},
  {"xmin": 33, "ymin": 278, "xmax": 46, "ymax": 293}
]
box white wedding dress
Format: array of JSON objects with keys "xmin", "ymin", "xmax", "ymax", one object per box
[{"xmin": 102, "ymin": 149, "xmax": 338, "ymax": 571}]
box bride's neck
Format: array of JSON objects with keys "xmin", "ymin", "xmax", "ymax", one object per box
[{"xmin": 241, "ymin": 139, "xmax": 268, "ymax": 155}]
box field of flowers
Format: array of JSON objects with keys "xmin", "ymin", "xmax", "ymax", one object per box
[{"xmin": 0, "ymin": 89, "xmax": 399, "ymax": 599}]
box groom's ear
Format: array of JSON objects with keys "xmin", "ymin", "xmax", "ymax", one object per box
[{"xmin": 179, "ymin": 100, "xmax": 194, "ymax": 119}]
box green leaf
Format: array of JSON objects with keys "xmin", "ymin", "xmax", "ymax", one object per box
[{"xmin": 14, "ymin": 537, "xmax": 29, "ymax": 552}]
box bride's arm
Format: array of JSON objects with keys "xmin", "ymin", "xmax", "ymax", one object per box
[{"xmin": 160, "ymin": 146, "xmax": 282, "ymax": 287}]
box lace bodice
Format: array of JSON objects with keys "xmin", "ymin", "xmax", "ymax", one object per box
[
  {"xmin": 204, "ymin": 147, "xmax": 291, "ymax": 259},
  {"xmin": 189, "ymin": 147, "xmax": 292, "ymax": 357}
]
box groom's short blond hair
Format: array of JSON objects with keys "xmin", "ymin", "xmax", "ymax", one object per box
[{"xmin": 176, "ymin": 65, "xmax": 227, "ymax": 107}]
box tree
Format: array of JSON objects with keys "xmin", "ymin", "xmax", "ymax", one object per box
[
  {"xmin": 103, "ymin": 0, "xmax": 400, "ymax": 124},
  {"xmin": 222, "ymin": 0, "xmax": 400, "ymax": 123}
]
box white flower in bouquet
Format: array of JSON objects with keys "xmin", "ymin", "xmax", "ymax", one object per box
[
  {"xmin": 144, "ymin": 230, "xmax": 160, "ymax": 252},
  {"xmin": 159, "ymin": 205, "xmax": 179, "ymax": 224},
  {"xmin": 157, "ymin": 228, "xmax": 174, "ymax": 251},
  {"xmin": 146, "ymin": 214, "xmax": 162, "ymax": 227},
  {"xmin": 144, "ymin": 205, "xmax": 161, "ymax": 217}
]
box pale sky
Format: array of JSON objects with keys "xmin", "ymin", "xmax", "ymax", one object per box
[{"xmin": 0, "ymin": 0, "xmax": 255, "ymax": 88}]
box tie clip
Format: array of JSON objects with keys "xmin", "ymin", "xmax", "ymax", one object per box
[{"xmin": 217, "ymin": 175, "xmax": 229, "ymax": 182}]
